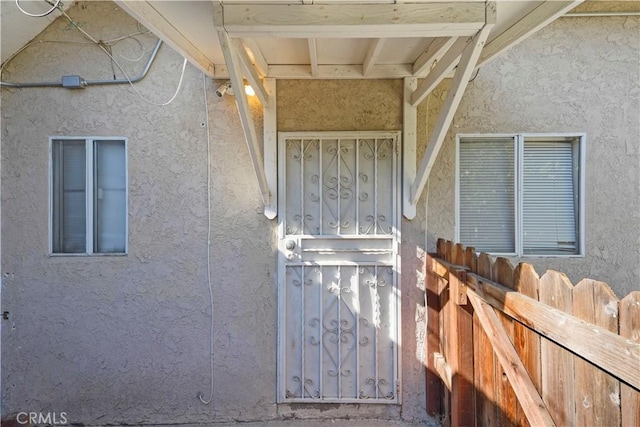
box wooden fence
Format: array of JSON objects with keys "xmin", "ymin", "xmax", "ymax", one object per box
[{"xmin": 425, "ymin": 239, "xmax": 639, "ymax": 427}]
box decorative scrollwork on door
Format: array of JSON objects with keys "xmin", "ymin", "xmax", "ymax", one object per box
[{"xmin": 280, "ymin": 133, "xmax": 399, "ymax": 403}]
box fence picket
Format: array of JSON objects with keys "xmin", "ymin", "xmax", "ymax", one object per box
[
  {"xmin": 477, "ymin": 252, "xmax": 493, "ymax": 279},
  {"xmin": 539, "ymin": 270, "xmax": 575, "ymax": 426},
  {"xmin": 492, "ymin": 258, "xmax": 518, "ymax": 426},
  {"xmin": 437, "ymin": 238, "xmax": 447, "ymax": 259},
  {"xmin": 513, "ymin": 263, "xmax": 541, "ymax": 427},
  {"xmin": 453, "ymin": 243, "xmax": 465, "ymax": 266},
  {"xmin": 464, "ymin": 246, "xmax": 476, "ymax": 271},
  {"xmin": 425, "ymin": 254, "xmax": 443, "ymax": 416},
  {"xmin": 619, "ymin": 292, "xmax": 640, "ymax": 427},
  {"xmin": 474, "ymin": 307, "xmax": 496, "ymax": 426},
  {"xmin": 450, "ymin": 269, "xmax": 474, "ymax": 426},
  {"xmin": 441, "ymin": 259, "xmax": 452, "ymax": 427},
  {"xmin": 573, "ymin": 280, "xmax": 621, "ymax": 427}
]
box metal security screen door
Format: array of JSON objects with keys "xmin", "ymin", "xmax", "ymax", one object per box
[{"xmin": 277, "ymin": 131, "xmax": 401, "ymax": 403}]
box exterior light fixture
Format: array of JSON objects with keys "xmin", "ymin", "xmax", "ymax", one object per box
[
  {"xmin": 215, "ymin": 81, "xmax": 232, "ymax": 98},
  {"xmin": 215, "ymin": 81, "xmax": 255, "ymax": 97}
]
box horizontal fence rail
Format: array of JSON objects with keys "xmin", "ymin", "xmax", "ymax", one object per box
[{"xmin": 425, "ymin": 239, "xmax": 640, "ymax": 427}]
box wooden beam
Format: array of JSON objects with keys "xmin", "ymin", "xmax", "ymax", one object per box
[
  {"xmin": 217, "ymin": 29, "xmax": 270, "ymax": 206},
  {"xmin": 363, "ymin": 38, "xmax": 385, "ymax": 77},
  {"xmin": 266, "ymin": 63, "xmax": 413, "ymax": 79},
  {"xmin": 403, "ymin": 77, "xmax": 417, "ymax": 219},
  {"xmin": 221, "ymin": 3, "xmax": 485, "ymax": 38},
  {"xmin": 468, "ymin": 272, "xmax": 640, "ymax": 391},
  {"xmin": 308, "ymin": 39, "xmax": 319, "ymax": 77},
  {"xmin": 479, "ymin": 1, "xmax": 584, "ymax": 66},
  {"xmin": 410, "ymin": 36, "xmax": 466, "ymax": 107},
  {"xmin": 210, "ymin": 63, "xmax": 416, "ymax": 79},
  {"xmin": 410, "ymin": 24, "xmax": 493, "ymax": 206},
  {"xmin": 240, "ymin": 39, "xmax": 268, "ymax": 77},
  {"xmin": 468, "ymin": 291, "xmax": 556, "ymax": 427},
  {"xmin": 230, "ymin": 38, "xmax": 269, "ymax": 106},
  {"xmin": 263, "ymin": 78, "xmax": 277, "ymax": 219},
  {"xmin": 114, "ymin": 0, "xmax": 214, "ymax": 77},
  {"xmin": 413, "ymin": 37, "xmax": 457, "ymax": 77}
]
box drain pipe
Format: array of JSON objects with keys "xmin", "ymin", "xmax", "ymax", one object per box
[{"xmin": 0, "ymin": 38, "xmax": 162, "ymax": 89}]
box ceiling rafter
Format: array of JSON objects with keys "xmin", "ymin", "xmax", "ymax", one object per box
[
  {"xmin": 413, "ymin": 37, "xmax": 457, "ymax": 77},
  {"xmin": 363, "ymin": 38, "xmax": 385, "ymax": 77},
  {"xmin": 220, "ymin": 3, "xmax": 486, "ymax": 38}
]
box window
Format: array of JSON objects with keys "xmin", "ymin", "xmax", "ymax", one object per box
[
  {"xmin": 456, "ymin": 134, "xmax": 585, "ymax": 256},
  {"xmin": 50, "ymin": 138, "xmax": 127, "ymax": 254}
]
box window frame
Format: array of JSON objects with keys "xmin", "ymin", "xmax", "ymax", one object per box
[
  {"xmin": 455, "ymin": 133, "xmax": 586, "ymax": 258},
  {"xmin": 49, "ymin": 136, "xmax": 129, "ymax": 256}
]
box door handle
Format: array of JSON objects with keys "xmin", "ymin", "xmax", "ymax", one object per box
[{"xmin": 285, "ymin": 240, "xmax": 296, "ymax": 251}]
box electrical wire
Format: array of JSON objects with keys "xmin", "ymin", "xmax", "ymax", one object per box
[
  {"xmin": 198, "ymin": 73, "xmax": 215, "ymax": 406},
  {"xmin": 0, "ymin": 29, "xmax": 151, "ymax": 78},
  {"xmin": 15, "ymin": 0, "xmax": 61, "ymax": 17},
  {"xmin": 58, "ymin": 9, "xmax": 188, "ymax": 106},
  {"xmin": 109, "ymin": 36, "xmax": 147, "ymax": 62},
  {"xmin": 10, "ymin": 2, "xmax": 185, "ymax": 106}
]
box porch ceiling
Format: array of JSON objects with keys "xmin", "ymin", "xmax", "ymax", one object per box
[{"xmin": 111, "ymin": 0, "xmax": 577, "ymax": 80}]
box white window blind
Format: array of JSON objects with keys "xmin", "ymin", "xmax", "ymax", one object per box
[
  {"xmin": 459, "ymin": 138, "xmax": 515, "ymax": 253},
  {"xmin": 51, "ymin": 138, "xmax": 127, "ymax": 254},
  {"xmin": 457, "ymin": 134, "xmax": 583, "ymax": 256},
  {"xmin": 522, "ymin": 140, "xmax": 577, "ymax": 254}
]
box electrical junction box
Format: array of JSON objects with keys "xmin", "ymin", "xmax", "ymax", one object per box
[{"xmin": 62, "ymin": 75, "xmax": 86, "ymax": 89}]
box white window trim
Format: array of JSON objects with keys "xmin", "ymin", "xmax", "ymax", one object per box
[
  {"xmin": 455, "ymin": 133, "xmax": 586, "ymax": 258},
  {"xmin": 49, "ymin": 136, "xmax": 129, "ymax": 256}
]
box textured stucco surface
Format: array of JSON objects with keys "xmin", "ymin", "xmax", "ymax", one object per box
[
  {"xmin": 0, "ymin": 2, "xmax": 436, "ymax": 425},
  {"xmin": 2, "ymin": 2, "xmax": 639, "ymax": 425},
  {"xmin": 2, "ymin": 2, "xmax": 271, "ymax": 425},
  {"xmin": 426, "ymin": 16, "xmax": 640, "ymax": 297}
]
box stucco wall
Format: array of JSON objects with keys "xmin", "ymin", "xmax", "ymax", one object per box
[
  {"xmin": 426, "ymin": 16, "xmax": 640, "ymax": 297},
  {"xmin": 1, "ymin": 2, "xmax": 271, "ymax": 424},
  {"xmin": 1, "ymin": 2, "xmax": 435, "ymax": 425},
  {"xmin": 2, "ymin": 2, "xmax": 638, "ymax": 425}
]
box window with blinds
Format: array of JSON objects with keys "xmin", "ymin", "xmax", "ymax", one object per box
[
  {"xmin": 51, "ymin": 138, "xmax": 127, "ymax": 254},
  {"xmin": 457, "ymin": 134, "xmax": 584, "ymax": 256},
  {"xmin": 459, "ymin": 138, "xmax": 515, "ymax": 253}
]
